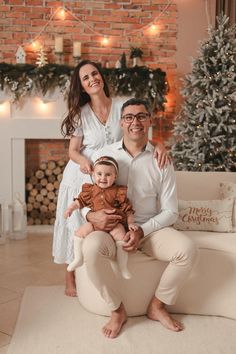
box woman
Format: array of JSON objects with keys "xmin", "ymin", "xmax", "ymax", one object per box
[{"xmin": 52, "ymin": 60, "xmax": 169, "ymax": 296}]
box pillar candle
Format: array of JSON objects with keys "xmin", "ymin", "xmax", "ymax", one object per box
[
  {"xmin": 148, "ymin": 126, "xmax": 153, "ymax": 141},
  {"xmin": 55, "ymin": 37, "xmax": 63, "ymax": 53},
  {"xmin": 73, "ymin": 41, "xmax": 81, "ymax": 57}
]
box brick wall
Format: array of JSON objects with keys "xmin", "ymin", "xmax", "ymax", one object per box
[
  {"xmin": 0, "ymin": 1, "xmax": 177, "ymax": 68},
  {"xmin": 1, "ymin": 0, "xmax": 178, "ymax": 140},
  {"xmin": 25, "ymin": 139, "xmax": 69, "ymax": 177}
]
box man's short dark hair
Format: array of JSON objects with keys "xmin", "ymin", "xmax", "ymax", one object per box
[{"xmin": 121, "ymin": 98, "xmax": 151, "ymax": 116}]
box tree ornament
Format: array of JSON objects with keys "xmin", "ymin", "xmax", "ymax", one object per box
[{"xmin": 36, "ymin": 46, "xmax": 48, "ymax": 67}]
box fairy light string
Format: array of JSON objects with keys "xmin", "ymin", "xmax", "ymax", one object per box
[{"xmin": 21, "ymin": 1, "xmax": 173, "ymax": 48}]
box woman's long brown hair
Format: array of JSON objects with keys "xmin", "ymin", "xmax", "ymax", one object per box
[{"xmin": 61, "ymin": 60, "xmax": 110, "ymax": 137}]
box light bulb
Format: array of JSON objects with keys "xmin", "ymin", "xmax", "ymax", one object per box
[
  {"xmin": 150, "ymin": 24, "xmax": 157, "ymax": 33},
  {"xmin": 31, "ymin": 40, "xmax": 41, "ymax": 51},
  {"xmin": 147, "ymin": 24, "xmax": 158, "ymax": 35},
  {"xmin": 59, "ymin": 8, "xmax": 66, "ymax": 20},
  {"xmin": 101, "ymin": 37, "xmax": 109, "ymax": 46},
  {"xmin": 37, "ymin": 99, "xmax": 52, "ymax": 114},
  {"xmin": 0, "ymin": 102, "xmax": 9, "ymax": 115}
]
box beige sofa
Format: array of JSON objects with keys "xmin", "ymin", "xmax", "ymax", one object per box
[{"xmin": 76, "ymin": 172, "xmax": 236, "ymax": 320}]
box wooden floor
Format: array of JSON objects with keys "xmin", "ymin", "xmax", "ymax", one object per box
[{"xmin": 0, "ymin": 230, "xmax": 65, "ymax": 353}]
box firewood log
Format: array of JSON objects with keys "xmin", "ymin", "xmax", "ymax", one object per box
[
  {"xmin": 35, "ymin": 170, "xmax": 44, "ymax": 179},
  {"xmin": 47, "ymin": 160, "xmax": 56, "ymax": 170},
  {"xmin": 40, "ymin": 178, "xmax": 48, "ymax": 186},
  {"xmin": 39, "ymin": 162, "xmax": 47, "ymax": 170},
  {"xmin": 46, "ymin": 183, "xmax": 54, "ymax": 192},
  {"xmin": 35, "ymin": 194, "xmax": 44, "ymax": 202}
]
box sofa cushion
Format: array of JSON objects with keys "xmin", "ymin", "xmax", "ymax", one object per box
[
  {"xmin": 219, "ymin": 182, "xmax": 236, "ymax": 232},
  {"xmin": 183, "ymin": 230, "xmax": 236, "ymax": 254},
  {"xmin": 174, "ymin": 198, "xmax": 234, "ymax": 232}
]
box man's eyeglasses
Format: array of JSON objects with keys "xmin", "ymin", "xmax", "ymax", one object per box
[{"xmin": 121, "ymin": 112, "xmax": 150, "ymax": 123}]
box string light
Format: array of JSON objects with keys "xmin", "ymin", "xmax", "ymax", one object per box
[
  {"xmin": 148, "ymin": 24, "xmax": 158, "ymax": 35},
  {"xmin": 59, "ymin": 7, "xmax": 66, "ymax": 20},
  {"xmin": 37, "ymin": 98, "xmax": 53, "ymax": 115},
  {"xmin": 19, "ymin": 2, "xmax": 173, "ymax": 48},
  {"xmin": 31, "ymin": 40, "xmax": 41, "ymax": 51},
  {"xmin": 0, "ymin": 102, "xmax": 9, "ymax": 114},
  {"xmin": 101, "ymin": 36, "xmax": 109, "ymax": 46}
]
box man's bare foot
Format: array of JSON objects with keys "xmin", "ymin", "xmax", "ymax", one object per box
[
  {"xmin": 102, "ymin": 303, "xmax": 127, "ymax": 338},
  {"xmin": 65, "ymin": 269, "xmax": 77, "ymax": 297},
  {"xmin": 147, "ymin": 296, "xmax": 183, "ymax": 332}
]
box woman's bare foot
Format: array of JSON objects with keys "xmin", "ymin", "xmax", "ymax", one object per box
[
  {"xmin": 102, "ymin": 303, "xmax": 127, "ymax": 339},
  {"xmin": 65, "ymin": 269, "xmax": 77, "ymax": 297},
  {"xmin": 147, "ymin": 296, "xmax": 183, "ymax": 332}
]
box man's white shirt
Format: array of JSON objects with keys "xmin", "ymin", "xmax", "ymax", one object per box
[{"xmin": 82, "ymin": 140, "xmax": 178, "ymax": 237}]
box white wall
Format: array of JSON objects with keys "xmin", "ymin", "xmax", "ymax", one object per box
[{"xmin": 176, "ymin": 0, "xmax": 216, "ymax": 107}]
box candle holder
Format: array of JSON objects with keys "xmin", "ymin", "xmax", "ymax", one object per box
[
  {"xmin": 0, "ymin": 200, "xmax": 12, "ymax": 243},
  {"xmin": 73, "ymin": 56, "xmax": 81, "ymax": 66},
  {"xmin": 55, "ymin": 52, "xmax": 63, "ymax": 64},
  {"xmin": 10, "ymin": 194, "xmax": 27, "ymax": 240}
]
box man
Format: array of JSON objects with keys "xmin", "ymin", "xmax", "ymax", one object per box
[{"xmin": 82, "ymin": 98, "xmax": 198, "ymax": 338}]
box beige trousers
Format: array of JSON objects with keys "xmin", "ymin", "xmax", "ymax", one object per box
[{"xmin": 82, "ymin": 227, "xmax": 198, "ymax": 311}]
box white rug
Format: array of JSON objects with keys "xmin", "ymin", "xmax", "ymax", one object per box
[{"xmin": 8, "ymin": 286, "xmax": 236, "ymax": 354}]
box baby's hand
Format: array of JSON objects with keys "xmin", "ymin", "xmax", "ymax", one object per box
[
  {"xmin": 128, "ymin": 223, "xmax": 139, "ymax": 232},
  {"xmin": 64, "ymin": 208, "xmax": 73, "ymax": 219}
]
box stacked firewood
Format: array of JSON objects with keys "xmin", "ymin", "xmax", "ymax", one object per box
[{"xmin": 25, "ymin": 160, "xmax": 66, "ymax": 225}]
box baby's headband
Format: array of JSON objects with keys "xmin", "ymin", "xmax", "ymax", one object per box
[{"xmin": 94, "ymin": 156, "xmax": 119, "ymax": 173}]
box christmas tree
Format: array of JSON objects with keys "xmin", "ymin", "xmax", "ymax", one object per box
[
  {"xmin": 171, "ymin": 14, "xmax": 236, "ymax": 171},
  {"xmin": 36, "ymin": 46, "xmax": 48, "ymax": 67}
]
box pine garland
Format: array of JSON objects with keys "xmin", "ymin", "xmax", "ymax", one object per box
[{"xmin": 0, "ymin": 63, "xmax": 168, "ymax": 111}]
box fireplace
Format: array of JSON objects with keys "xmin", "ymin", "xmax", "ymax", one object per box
[
  {"xmin": 0, "ymin": 91, "xmax": 67, "ymax": 217},
  {"xmin": 25, "ymin": 139, "xmax": 69, "ymax": 225}
]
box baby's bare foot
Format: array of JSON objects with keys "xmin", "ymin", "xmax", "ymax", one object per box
[
  {"xmin": 65, "ymin": 270, "xmax": 77, "ymax": 297},
  {"xmin": 147, "ymin": 296, "xmax": 183, "ymax": 332},
  {"xmin": 102, "ymin": 303, "xmax": 127, "ymax": 338}
]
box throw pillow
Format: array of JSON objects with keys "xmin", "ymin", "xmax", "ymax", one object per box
[
  {"xmin": 219, "ymin": 182, "xmax": 236, "ymax": 232},
  {"xmin": 174, "ymin": 198, "xmax": 234, "ymax": 232}
]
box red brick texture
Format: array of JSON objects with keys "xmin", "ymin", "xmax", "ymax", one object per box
[{"xmin": 25, "ymin": 139, "xmax": 69, "ymax": 177}]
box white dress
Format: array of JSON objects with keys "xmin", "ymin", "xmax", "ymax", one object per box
[{"xmin": 53, "ymin": 96, "xmax": 128, "ymax": 264}]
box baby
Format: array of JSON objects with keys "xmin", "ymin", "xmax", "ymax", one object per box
[{"xmin": 64, "ymin": 156, "xmax": 138, "ymax": 279}]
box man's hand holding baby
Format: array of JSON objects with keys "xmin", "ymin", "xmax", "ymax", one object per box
[
  {"xmin": 87, "ymin": 209, "xmax": 122, "ymax": 232},
  {"xmin": 122, "ymin": 226, "xmax": 144, "ymax": 252}
]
